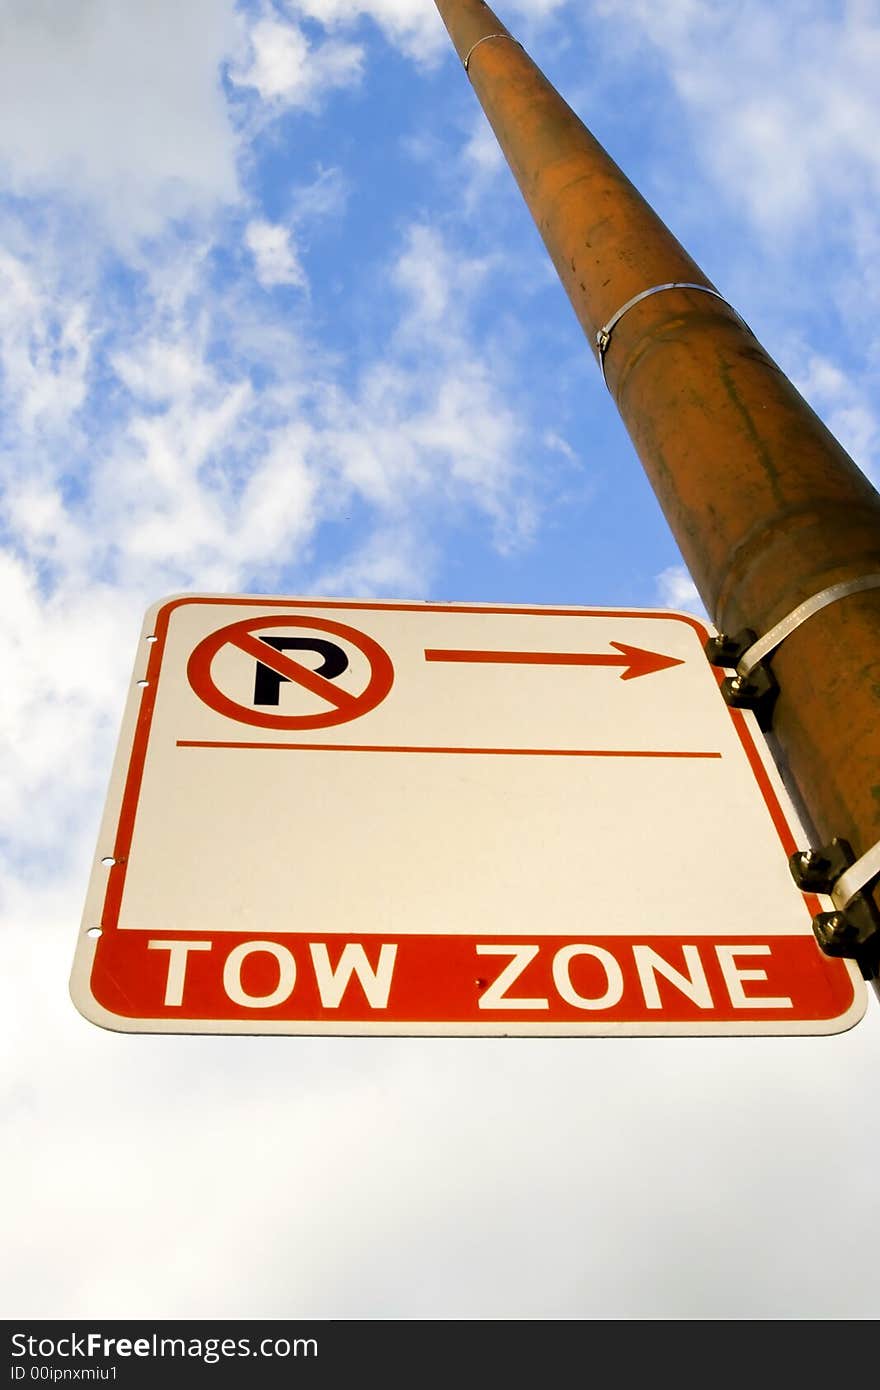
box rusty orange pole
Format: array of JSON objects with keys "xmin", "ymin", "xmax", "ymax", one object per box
[{"xmin": 434, "ymin": 0, "xmax": 880, "ymax": 981}]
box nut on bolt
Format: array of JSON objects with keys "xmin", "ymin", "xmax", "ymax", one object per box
[{"xmin": 813, "ymin": 912, "xmax": 854, "ymax": 953}]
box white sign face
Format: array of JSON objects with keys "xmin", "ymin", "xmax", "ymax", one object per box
[{"xmin": 72, "ymin": 595, "xmax": 865, "ymax": 1036}]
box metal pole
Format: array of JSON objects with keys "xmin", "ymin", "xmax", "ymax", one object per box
[{"xmin": 433, "ymin": 0, "xmax": 880, "ymax": 977}]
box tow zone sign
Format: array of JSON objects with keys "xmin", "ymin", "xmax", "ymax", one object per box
[{"xmin": 71, "ymin": 595, "xmax": 865, "ymax": 1036}]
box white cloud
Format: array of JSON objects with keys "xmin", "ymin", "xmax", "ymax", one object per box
[
  {"xmin": 285, "ymin": 0, "xmax": 447, "ymax": 63},
  {"xmin": 245, "ymin": 219, "xmax": 308, "ymax": 289},
  {"xmin": 111, "ymin": 337, "xmax": 211, "ymax": 407},
  {"xmin": 0, "ymin": 550, "xmax": 137, "ymax": 871},
  {"xmin": 462, "ymin": 118, "xmax": 506, "ymax": 179},
  {"xmin": 2, "ymin": 990, "xmax": 878, "ymax": 1317},
  {"xmin": 231, "ymin": 13, "xmax": 364, "ymax": 107},
  {"xmin": 791, "ymin": 349, "xmax": 880, "ymax": 484},
  {"xmin": 315, "ymin": 524, "xmax": 433, "ymax": 596},
  {"xmin": 593, "ymin": 0, "xmax": 880, "ymax": 239},
  {"xmin": 655, "ymin": 564, "xmax": 706, "ymax": 617},
  {"xmin": 0, "ymin": 0, "xmax": 240, "ymax": 237},
  {"xmin": 281, "ymin": 0, "xmax": 567, "ymax": 66},
  {"xmin": 290, "ymin": 165, "xmax": 349, "ymax": 222},
  {"xmin": 0, "ymin": 248, "xmax": 92, "ymax": 436},
  {"xmin": 390, "ymin": 222, "xmax": 495, "ymax": 338}
]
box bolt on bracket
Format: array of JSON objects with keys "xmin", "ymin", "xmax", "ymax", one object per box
[
  {"xmin": 705, "ymin": 574, "xmax": 880, "ymax": 734},
  {"xmin": 703, "ymin": 628, "xmax": 779, "ymax": 730},
  {"xmin": 789, "ymin": 837, "xmax": 880, "ymax": 980}
]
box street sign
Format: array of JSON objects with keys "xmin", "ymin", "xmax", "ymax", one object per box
[{"xmin": 71, "ymin": 595, "xmax": 865, "ymax": 1036}]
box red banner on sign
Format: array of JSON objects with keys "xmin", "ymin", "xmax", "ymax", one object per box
[{"xmin": 90, "ymin": 929, "xmax": 856, "ymax": 1028}]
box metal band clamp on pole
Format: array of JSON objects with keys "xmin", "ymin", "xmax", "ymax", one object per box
[
  {"xmin": 463, "ymin": 33, "xmax": 522, "ymax": 73},
  {"xmin": 734, "ymin": 574, "xmax": 880, "ymax": 677},
  {"xmin": 596, "ymin": 282, "xmax": 737, "ymax": 387},
  {"xmin": 832, "ymin": 841, "xmax": 880, "ymax": 912},
  {"xmin": 705, "ymin": 572, "xmax": 880, "ymax": 731}
]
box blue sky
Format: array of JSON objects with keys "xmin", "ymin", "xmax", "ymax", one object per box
[{"xmin": 3, "ymin": 0, "xmax": 880, "ymax": 1319}]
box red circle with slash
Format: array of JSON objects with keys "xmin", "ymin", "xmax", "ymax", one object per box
[{"xmin": 187, "ymin": 614, "xmax": 394, "ymax": 730}]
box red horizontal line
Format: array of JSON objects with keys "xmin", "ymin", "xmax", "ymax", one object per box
[{"xmin": 177, "ymin": 741, "xmax": 722, "ymax": 758}]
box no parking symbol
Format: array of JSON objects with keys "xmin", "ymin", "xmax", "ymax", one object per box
[{"xmin": 186, "ymin": 614, "xmax": 395, "ymax": 730}]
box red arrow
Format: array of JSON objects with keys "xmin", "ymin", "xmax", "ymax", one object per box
[{"xmin": 424, "ymin": 642, "xmax": 684, "ymax": 681}]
